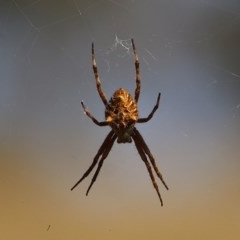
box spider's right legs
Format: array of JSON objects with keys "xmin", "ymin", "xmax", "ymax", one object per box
[
  {"xmin": 131, "ymin": 39, "xmax": 140, "ymax": 103},
  {"xmin": 86, "ymin": 132, "xmax": 117, "ymax": 195},
  {"xmin": 81, "ymin": 101, "xmax": 108, "ymax": 126},
  {"xmin": 92, "ymin": 42, "xmax": 108, "ymax": 106},
  {"xmin": 71, "ymin": 130, "xmax": 115, "ymax": 191}
]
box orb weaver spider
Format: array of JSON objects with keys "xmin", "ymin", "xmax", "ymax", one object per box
[{"xmin": 71, "ymin": 39, "xmax": 168, "ymax": 205}]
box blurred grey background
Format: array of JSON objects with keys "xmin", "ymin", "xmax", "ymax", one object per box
[{"xmin": 0, "ymin": 0, "xmax": 240, "ymax": 239}]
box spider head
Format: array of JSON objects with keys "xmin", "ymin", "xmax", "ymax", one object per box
[
  {"xmin": 106, "ymin": 116, "xmax": 136, "ymax": 143},
  {"xmin": 115, "ymin": 123, "xmax": 135, "ymax": 143}
]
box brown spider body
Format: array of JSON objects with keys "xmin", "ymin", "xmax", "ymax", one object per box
[
  {"xmin": 105, "ymin": 88, "xmax": 138, "ymax": 143},
  {"xmin": 71, "ymin": 39, "xmax": 168, "ymax": 206}
]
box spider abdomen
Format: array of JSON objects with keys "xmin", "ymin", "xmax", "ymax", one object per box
[{"xmin": 105, "ymin": 88, "xmax": 138, "ymax": 143}]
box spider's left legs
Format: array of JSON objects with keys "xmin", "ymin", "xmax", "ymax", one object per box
[
  {"xmin": 86, "ymin": 133, "xmax": 117, "ymax": 195},
  {"xmin": 137, "ymin": 93, "xmax": 161, "ymax": 123},
  {"xmin": 92, "ymin": 42, "xmax": 108, "ymax": 106},
  {"xmin": 132, "ymin": 130, "xmax": 164, "ymax": 206},
  {"xmin": 81, "ymin": 101, "xmax": 108, "ymax": 126},
  {"xmin": 131, "ymin": 39, "xmax": 140, "ymax": 103},
  {"xmin": 133, "ymin": 128, "xmax": 168, "ymax": 190}
]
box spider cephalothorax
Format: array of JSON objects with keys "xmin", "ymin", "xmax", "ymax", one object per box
[{"xmin": 71, "ymin": 39, "xmax": 168, "ymax": 205}]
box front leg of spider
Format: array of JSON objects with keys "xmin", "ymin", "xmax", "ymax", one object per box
[
  {"xmin": 71, "ymin": 39, "xmax": 168, "ymax": 205},
  {"xmin": 71, "ymin": 130, "xmax": 115, "ymax": 191}
]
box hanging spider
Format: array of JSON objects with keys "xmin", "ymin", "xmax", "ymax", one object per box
[{"xmin": 71, "ymin": 39, "xmax": 168, "ymax": 205}]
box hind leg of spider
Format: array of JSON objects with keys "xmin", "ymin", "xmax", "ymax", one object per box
[
  {"xmin": 132, "ymin": 130, "xmax": 164, "ymax": 206},
  {"xmin": 71, "ymin": 130, "xmax": 115, "ymax": 191},
  {"xmin": 86, "ymin": 133, "xmax": 117, "ymax": 195},
  {"xmin": 133, "ymin": 128, "xmax": 168, "ymax": 190},
  {"xmin": 81, "ymin": 101, "xmax": 108, "ymax": 126},
  {"xmin": 131, "ymin": 39, "xmax": 141, "ymax": 103},
  {"xmin": 92, "ymin": 42, "xmax": 108, "ymax": 106},
  {"xmin": 137, "ymin": 93, "xmax": 161, "ymax": 123}
]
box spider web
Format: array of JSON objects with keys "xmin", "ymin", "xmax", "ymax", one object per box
[
  {"xmin": 1, "ymin": 0, "xmax": 239, "ymax": 177},
  {"xmin": 1, "ymin": 1, "xmax": 240, "ymax": 239}
]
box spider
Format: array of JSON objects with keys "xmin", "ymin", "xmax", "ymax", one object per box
[{"xmin": 71, "ymin": 39, "xmax": 168, "ymax": 205}]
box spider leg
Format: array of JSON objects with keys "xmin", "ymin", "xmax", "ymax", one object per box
[
  {"xmin": 81, "ymin": 101, "xmax": 108, "ymax": 126},
  {"xmin": 133, "ymin": 128, "xmax": 169, "ymax": 190},
  {"xmin": 92, "ymin": 42, "xmax": 108, "ymax": 106},
  {"xmin": 137, "ymin": 93, "xmax": 161, "ymax": 123},
  {"xmin": 131, "ymin": 39, "xmax": 140, "ymax": 103},
  {"xmin": 132, "ymin": 129, "xmax": 164, "ymax": 206},
  {"xmin": 86, "ymin": 133, "xmax": 117, "ymax": 195},
  {"xmin": 71, "ymin": 130, "xmax": 115, "ymax": 191}
]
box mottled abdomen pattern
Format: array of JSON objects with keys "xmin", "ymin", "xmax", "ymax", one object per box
[{"xmin": 105, "ymin": 88, "xmax": 138, "ymax": 143}]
